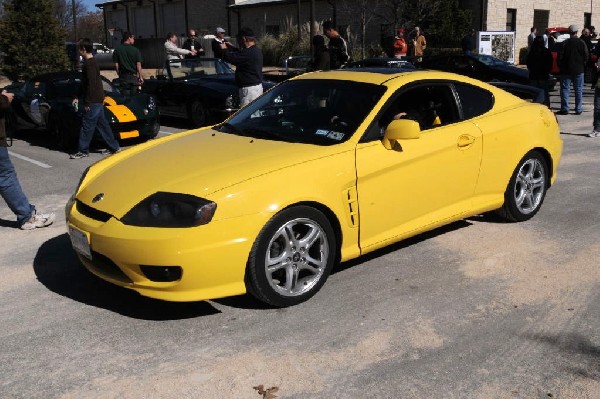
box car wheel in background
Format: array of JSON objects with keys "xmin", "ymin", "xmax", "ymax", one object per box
[
  {"xmin": 246, "ymin": 206, "xmax": 337, "ymax": 307},
  {"xmin": 49, "ymin": 113, "xmax": 77, "ymax": 152},
  {"xmin": 497, "ymin": 150, "xmax": 548, "ymax": 222},
  {"xmin": 189, "ymin": 100, "xmax": 207, "ymax": 128}
]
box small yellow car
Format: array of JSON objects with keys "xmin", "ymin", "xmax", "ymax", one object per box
[{"xmin": 66, "ymin": 70, "xmax": 562, "ymax": 307}]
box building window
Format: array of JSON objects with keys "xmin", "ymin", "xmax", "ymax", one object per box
[
  {"xmin": 506, "ymin": 8, "xmax": 516, "ymax": 31},
  {"xmin": 266, "ymin": 25, "xmax": 280, "ymax": 37},
  {"xmin": 533, "ymin": 9, "xmax": 549, "ymax": 32},
  {"xmin": 585, "ymin": 12, "xmax": 592, "ymax": 29}
]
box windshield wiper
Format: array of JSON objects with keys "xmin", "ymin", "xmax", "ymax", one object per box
[{"xmin": 218, "ymin": 122, "xmax": 244, "ymax": 135}]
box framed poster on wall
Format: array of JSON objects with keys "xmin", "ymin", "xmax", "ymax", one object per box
[{"xmin": 477, "ymin": 31, "xmax": 516, "ymax": 64}]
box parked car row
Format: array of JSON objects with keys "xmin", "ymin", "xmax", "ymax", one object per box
[{"xmin": 4, "ymin": 71, "xmax": 159, "ymax": 151}]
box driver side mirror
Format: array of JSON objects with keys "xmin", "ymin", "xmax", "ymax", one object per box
[{"xmin": 382, "ymin": 118, "xmax": 421, "ymax": 150}]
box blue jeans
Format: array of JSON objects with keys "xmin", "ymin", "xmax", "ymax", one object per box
[
  {"xmin": 0, "ymin": 146, "xmax": 34, "ymax": 225},
  {"xmin": 560, "ymin": 73, "xmax": 584, "ymax": 113},
  {"xmin": 594, "ymin": 87, "xmax": 600, "ymax": 130},
  {"xmin": 78, "ymin": 103, "xmax": 120, "ymax": 154}
]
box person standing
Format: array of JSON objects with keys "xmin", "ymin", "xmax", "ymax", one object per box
[
  {"xmin": 182, "ymin": 29, "xmax": 205, "ymax": 58},
  {"xmin": 526, "ymin": 36, "xmax": 553, "ymax": 106},
  {"xmin": 412, "ymin": 26, "xmax": 427, "ymax": 63},
  {"xmin": 393, "ymin": 29, "xmax": 407, "ymax": 58},
  {"xmin": 527, "ymin": 27, "xmax": 537, "ymax": 52},
  {"xmin": 461, "ymin": 29, "xmax": 476, "ymax": 56},
  {"xmin": 557, "ymin": 25, "xmax": 589, "ymax": 115},
  {"xmin": 220, "ymin": 27, "xmax": 263, "ymax": 106},
  {"xmin": 211, "ymin": 27, "xmax": 228, "ymax": 59},
  {"xmin": 311, "ymin": 34, "xmax": 330, "ymax": 70},
  {"xmin": 323, "ymin": 20, "xmax": 349, "ymax": 69},
  {"xmin": 1, "ymin": 90, "xmax": 56, "ymax": 229},
  {"xmin": 590, "ymin": 57, "xmax": 600, "ymax": 137},
  {"xmin": 70, "ymin": 39, "xmax": 121, "ymax": 159},
  {"xmin": 164, "ymin": 32, "xmax": 196, "ymax": 61},
  {"xmin": 112, "ymin": 32, "xmax": 144, "ymax": 96}
]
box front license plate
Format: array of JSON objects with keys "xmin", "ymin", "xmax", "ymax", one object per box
[
  {"xmin": 69, "ymin": 225, "xmax": 92, "ymax": 259},
  {"xmin": 120, "ymin": 130, "xmax": 139, "ymax": 139}
]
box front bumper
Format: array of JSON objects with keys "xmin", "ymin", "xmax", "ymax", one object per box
[{"xmin": 66, "ymin": 198, "xmax": 265, "ymax": 302}]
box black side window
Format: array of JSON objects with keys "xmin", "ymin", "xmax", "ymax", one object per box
[{"xmin": 454, "ymin": 83, "xmax": 494, "ymax": 119}]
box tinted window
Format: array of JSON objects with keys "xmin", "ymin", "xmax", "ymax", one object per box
[
  {"xmin": 220, "ymin": 79, "xmax": 387, "ymax": 145},
  {"xmin": 454, "ymin": 83, "xmax": 494, "ymax": 119}
]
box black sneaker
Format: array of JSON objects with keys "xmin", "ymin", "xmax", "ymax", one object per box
[
  {"xmin": 556, "ymin": 110, "xmax": 569, "ymax": 115},
  {"xmin": 69, "ymin": 152, "xmax": 89, "ymax": 159},
  {"xmin": 100, "ymin": 148, "xmax": 121, "ymax": 155}
]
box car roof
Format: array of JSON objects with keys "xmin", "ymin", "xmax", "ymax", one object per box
[{"xmin": 294, "ymin": 69, "xmax": 489, "ymax": 86}]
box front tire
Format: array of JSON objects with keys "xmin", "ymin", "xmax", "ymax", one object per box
[
  {"xmin": 246, "ymin": 206, "xmax": 337, "ymax": 307},
  {"xmin": 497, "ymin": 151, "xmax": 548, "ymax": 222}
]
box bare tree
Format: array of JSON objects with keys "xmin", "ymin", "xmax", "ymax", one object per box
[
  {"xmin": 53, "ymin": 0, "xmax": 86, "ymax": 41},
  {"xmin": 339, "ymin": 0, "xmax": 382, "ymax": 59}
]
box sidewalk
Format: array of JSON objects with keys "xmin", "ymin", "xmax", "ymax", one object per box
[{"xmin": 551, "ymin": 85, "xmax": 596, "ymax": 136}]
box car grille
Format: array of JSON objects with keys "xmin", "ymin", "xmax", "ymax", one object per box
[
  {"xmin": 90, "ymin": 251, "xmax": 133, "ymax": 283},
  {"xmin": 76, "ymin": 200, "xmax": 112, "ymax": 222}
]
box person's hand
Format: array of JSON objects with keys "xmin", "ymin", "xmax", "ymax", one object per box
[
  {"xmin": 393, "ymin": 112, "xmax": 407, "ymax": 120},
  {"xmin": 198, "ymin": 48, "xmax": 205, "ymax": 54},
  {"xmin": 220, "ymin": 42, "xmax": 227, "ymax": 49},
  {"xmin": 191, "ymin": 49, "xmax": 197, "ymax": 56},
  {"xmin": 1, "ymin": 90, "xmax": 14, "ymax": 103},
  {"xmin": 84, "ymin": 105, "xmax": 90, "ymax": 112},
  {"xmin": 137, "ymin": 76, "xmax": 144, "ymax": 84},
  {"xmin": 72, "ymin": 98, "xmax": 79, "ymax": 106}
]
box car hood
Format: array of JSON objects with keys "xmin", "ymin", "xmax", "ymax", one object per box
[{"xmin": 78, "ymin": 128, "xmax": 348, "ymax": 217}]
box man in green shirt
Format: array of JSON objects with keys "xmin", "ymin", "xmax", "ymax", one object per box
[{"xmin": 112, "ymin": 32, "xmax": 144, "ymax": 96}]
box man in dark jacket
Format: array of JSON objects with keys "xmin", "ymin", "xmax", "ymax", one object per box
[
  {"xmin": 1, "ymin": 90, "xmax": 55, "ymax": 229},
  {"xmin": 182, "ymin": 29, "xmax": 205, "ymax": 59},
  {"xmin": 323, "ymin": 20, "xmax": 349, "ymax": 69},
  {"xmin": 70, "ymin": 38, "xmax": 121, "ymax": 159},
  {"xmin": 220, "ymin": 27, "xmax": 263, "ymax": 106},
  {"xmin": 558, "ymin": 24, "xmax": 589, "ymax": 115},
  {"xmin": 527, "ymin": 36, "xmax": 553, "ymax": 106}
]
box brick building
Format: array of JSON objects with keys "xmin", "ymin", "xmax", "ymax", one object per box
[{"xmin": 96, "ymin": 0, "xmax": 599, "ymax": 62}]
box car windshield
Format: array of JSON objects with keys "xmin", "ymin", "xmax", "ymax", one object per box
[
  {"xmin": 218, "ymin": 79, "xmax": 386, "ymax": 145},
  {"xmin": 47, "ymin": 76, "xmax": 119, "ymax": 97},
  {"xmin": 167, "ymin": 58, "xmax": 234, "ymax": 78},
  {"xmin": 472, "ymin": 54, "xmax": 510, "ymax": 66}
]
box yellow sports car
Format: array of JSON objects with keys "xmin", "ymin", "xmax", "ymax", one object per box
[{"xmin": 66, "ymin": 70, "xmax": 562, "ymax": 307}]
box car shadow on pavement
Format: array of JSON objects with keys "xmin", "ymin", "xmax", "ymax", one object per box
[
  {"xmin": 33, "ymin": 233, "xmax": 222, "ymax": 320},
  {"xmin": 334, "ymin": 219, "xmax": 473, "ymax": 274}
]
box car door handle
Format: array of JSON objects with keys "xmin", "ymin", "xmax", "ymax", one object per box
[{"xmin": 457, "ymin": 134, "xmax": 475, "ymax": 148}]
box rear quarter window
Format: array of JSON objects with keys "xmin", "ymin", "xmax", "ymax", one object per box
[{"xmin": 454, "ymin": 83, "xmax": 494, "ymax": 119}]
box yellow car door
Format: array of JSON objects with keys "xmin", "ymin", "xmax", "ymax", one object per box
[{"xmin": 355, "ymin": 83, "xmax": 483, "ymax": 253}]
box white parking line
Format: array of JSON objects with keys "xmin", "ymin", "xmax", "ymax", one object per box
[{"xmin": 8, "ymin": 151, "xmax": 52, "ymax": 168}]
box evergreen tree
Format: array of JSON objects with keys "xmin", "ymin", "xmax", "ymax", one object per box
[{"xmin": 0, "ymin": 0, "xmax": 69, "ymax": 80}]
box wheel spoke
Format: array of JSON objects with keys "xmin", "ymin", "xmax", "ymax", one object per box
[{"xmin": 298, "ymin": 225, "xmax": 321, "ymax": 249}]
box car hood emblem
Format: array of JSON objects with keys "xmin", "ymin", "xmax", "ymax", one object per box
[{"xmin": 92, "ymin": 193, "xmax": 105, "ymax": 203}]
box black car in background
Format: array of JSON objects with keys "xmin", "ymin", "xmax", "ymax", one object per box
[
  {"xmin": 142, "ymin": 58, "xmax": 275, "ymax": 127},
  {"xmin": 419, "ymin": 53, "xmax": 557, "ymax": 91},
  {"xmin": 343, "ymin": 57, "xmax": 415, "ymax": 70},
  {"xmin": 5, "ymin": 71, "xmax": 159, "ymax": 151}
]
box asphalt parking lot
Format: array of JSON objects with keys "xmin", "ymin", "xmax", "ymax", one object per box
[{"xmin": 0, "ymin": 86, "xmax": 598, "ymax": 398}]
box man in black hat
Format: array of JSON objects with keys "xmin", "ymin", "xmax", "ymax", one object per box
[{"xmin": 220, "ymin": 27, "xmax": 263, "ymax": 106}]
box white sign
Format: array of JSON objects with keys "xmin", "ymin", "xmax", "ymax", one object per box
[{"xmin": 477, "ymin": 31, "xmax": 516, "ymax": 64}]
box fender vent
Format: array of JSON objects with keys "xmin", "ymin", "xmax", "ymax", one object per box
[{"xmin": 344, "ymin": 187, "xmax": 359, "ymax": 227}]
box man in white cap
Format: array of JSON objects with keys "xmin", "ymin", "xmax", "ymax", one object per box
[
  {"xmin": 557, "ymin": 24, "xmax": 588, "ymax": 115},
  {"xmin": 211, "ymin": 27, "xmax": 228, "ymax": 59}
]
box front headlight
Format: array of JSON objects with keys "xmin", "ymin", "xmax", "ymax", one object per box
[{"xmin": 121, "ymin": 192, "xmax": 217, "ymax": 227}]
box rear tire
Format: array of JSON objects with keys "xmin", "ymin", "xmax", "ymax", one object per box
[
  {"xmin": 49, "ymin": 114, "xmax": 77, "ymax": 152},
  {"xmin": 189, "ymin": 100, "xmax": 208, "ymax": 128},
  {"xmin": 246, "ymin": 206, "xmax": 336, "ymax": 307},
  {"xmin": 497, "ymin": 150, "xmax": 548, "ymax": 222}
]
